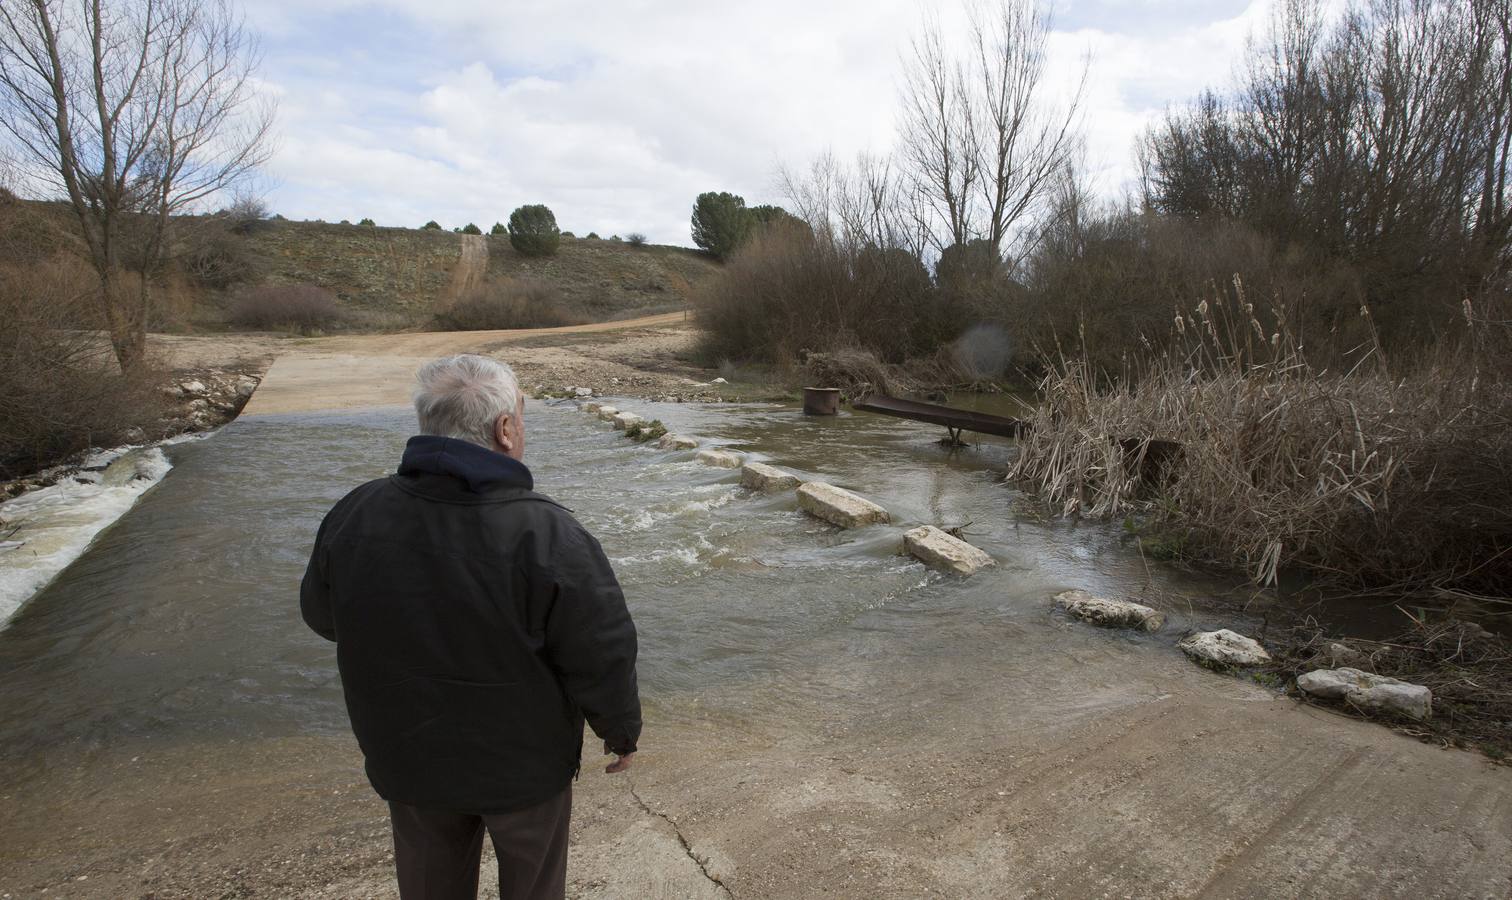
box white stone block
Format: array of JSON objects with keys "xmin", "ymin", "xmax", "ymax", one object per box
[
  {"xmin": 904, "ymin": 525, "xmax": 994, "ymax": 576},
  {"xmin": 612, "ymin": 412, "xmax": 642, "ymax": 431},
  {"xmin": 1179, "ymin": 629, "xmax": 1271, "ymax": 668},
  {"xmin": 1296, "ymin": 667, "xmax": 1432, "ymax": 720},
  {"xmin": 582, "ymin": 401, "xmax": 603, "ymax": 414},
  {"xmin": 657, "ymin": 433, "xmax": 699, "ymax": 451},
  {"xmin": 695, "ymin": 449, "xmax": 743, "ymax": 468},
  {"xmin": 796, "ymin": 482, "xmax": 891, "ymax": 529},
  {"xmin": 1054, "ymin": 590, "xmax": 1163, "ymax": 631},
  {"xmin": 740, "ymin": 462, "xmax": 801, "ymax": 493},
  {"xmin": 596, "ymin": 406, "xmax": 619, "ymax": 422}
]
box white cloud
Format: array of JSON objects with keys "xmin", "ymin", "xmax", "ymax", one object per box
[{"xmin": 243, "ymin": 0, "xmax": 1281, "ymax": 243}]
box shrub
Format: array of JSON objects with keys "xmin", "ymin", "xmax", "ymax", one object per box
[
  {"xmin": 507, "ymin": 205, "xmax": 561, "ymax": 257},
  {"xmin": 690, "ymin": 191, "xmax": 751, "ymax": 260},
  {"xmin": 434, "ymin": 279, "xmax": 583, "ymax": 331},
  {"xmin": 227, "ymin": 284, "xmax": 348, "ymax": 333},
  {"xmin": 182, "ymin": 229, "xmax": 259, "ymax": 289},
  {"xmin": 490, "ymin": 222, "xmax": 506, "ymax": 235},
  {"xmin": 421, "ymin": 220, "xmax": 442, "ymax": 231},
  {"xmin": 222, "ymin": 194, "xmax": 271, "ymax": 235},
  {"xmin": 358, "ymin": 218, "xmax": 376, "ymax": 226},
  {"xmin": 693, "ymin": 223, "xmax": 965, "ymax": 367},
  {"xmin": 0, "ymin": 258, "xmax": 164, "ymax": 478},
  {"xmin": 561, "ymin": 231, "xmax": 575, "ymax": 238},
  {"xmin": 610, "ymin": 234, "xmax": 622, "ymax": 242},
  {"xmin": 626, "ymin": 233, "xmax": 646, "ymax": 247},
  {"xmin": 585, "ymin": 232, "xmax": 600, "ymax": 240},
  {"xmin": 460, "ymin": 223, "xmax": 482, "ymax": 235}
]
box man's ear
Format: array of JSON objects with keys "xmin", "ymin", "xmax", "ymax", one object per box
[{"xmin": 493, "ymin": 412, "xmax": 513, "ymax": 454}]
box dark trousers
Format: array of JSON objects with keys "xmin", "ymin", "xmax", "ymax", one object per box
[{"xmin": 388, "ymin": 786, "xmax": 572, "ymax": 900}]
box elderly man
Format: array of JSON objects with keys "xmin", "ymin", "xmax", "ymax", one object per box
[{"xmin": 301, "ymin": 354, "xmax": 641, "ymax": 900}]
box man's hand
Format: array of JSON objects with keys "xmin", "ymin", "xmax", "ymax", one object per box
[{"xmin": 605, "ymin": 752, "xmax": 634, "ymax": 774}]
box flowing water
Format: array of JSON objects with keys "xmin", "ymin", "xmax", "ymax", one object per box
[{"xmin": 0, "ymin": 399, "xmax": 1250, "ymax": 789}]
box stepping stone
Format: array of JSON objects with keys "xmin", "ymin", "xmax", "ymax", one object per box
[
  {"xmin": 796, "ymin": 482, "xmax": 890, "ymax": 528},
  {"xmin": 740, "ymin": 462, "xmax": 801, "ymax": 493},
  {"xmin": 904, "ymin": 525, "xmax": 994, "ymax": 576},
  {"xmin": 695, "ymin": 449, "xmax": 743, "ymax": 469},
  {"xmin": 1297, "ymin": 667, "xmax": 1433, "ymax": 720},
  {"xmin": 612, "ymin": 412, "xmax": 642, "ymax": 431},
  {"xmin": 596, "ymin": 406, "xmax": 619, "ymax": 422},
  {"xmin": 1054, "ymin": 590, "xmax": 1163, "ymax": 631},
  {"xmin": 1179, "ymin": 629, "xmax": 1270, "ymax": 668},
  {"xmin": 657, "ymin": 433, "xmax": 698, "ymax": 451},
  {"xmin": 582, "ymin": 401, "xmax": 604, "ymax": 414}
]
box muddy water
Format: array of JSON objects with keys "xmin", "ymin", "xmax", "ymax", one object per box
[{"xmin": 0, "ymin": 400, "xmax": 1246, "ymax": 788}]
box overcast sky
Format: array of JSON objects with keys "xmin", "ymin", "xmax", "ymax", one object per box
[{"xmin": 242, "ymin": 0, "xmax": 1277, "ymax": 245}]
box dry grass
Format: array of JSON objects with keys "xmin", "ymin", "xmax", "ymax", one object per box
[
  {"xmin": 1261, "ymin": 615, "xmax": 1512, "ymax": 760},
  {"xmin": 228, "ymin": 284, "xmax": 349, "ymax": 333},
  {"xmin": 1009, "ymin": 282, "xmax": 1512, "ymax": 598},
  {"xmin": 0, "ymin": 257, "xmax": 164, "ymax": 477}
]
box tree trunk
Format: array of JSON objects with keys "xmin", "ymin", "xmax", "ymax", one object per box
[{"xmin": 97, "ymin": 268, "xmax": 146, "ymax": 371}]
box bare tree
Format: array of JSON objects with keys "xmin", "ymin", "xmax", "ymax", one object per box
[
  {"xmin": 898, "ymin": 0, "xmax": 1084, "ymax": 260},
  {"xmin": 0, "ymin": 0, "xmax": 274, "ymax": 369}
]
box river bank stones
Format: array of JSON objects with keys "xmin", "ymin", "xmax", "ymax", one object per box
[
  {"xmin": 797, "ymin": 482, "xmax": 891, "ymax": 529},
  {"xmin": 1054, "ymin": 590, "xmax": 1164, "ymax": 632},
  {"xmin": 695, "ymin": 449, "xmax": 743, "ymax": 468},
  {"xmin": 740, "ymin": 462, "xmax": 801, "ymax": 493},
  {"xmin": 903, "ymin": 525, "xmax": 994, "ymax": 576},
  {"xmin": 657, "ymin": 433, "xmax": 698, "ymax": 451},
  {"xmin": 1179, "ymin": 629, "xmax": 1271, "ymax": 668},
  {"xmin": 612, "ymin": 412, "xmax": 642, "ymax": 431},
  {"xmin": 1297, "ymin": 667, "xmax": 1433, "ymax": 720}
]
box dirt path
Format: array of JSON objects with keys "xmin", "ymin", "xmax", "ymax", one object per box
[
  {"xmin": 445, "ymin": 233, "xmax": 487, "ymax": 307},
  {"xmin": 238, "ymin": 312, "xmax": 714, "ymax": 416}
]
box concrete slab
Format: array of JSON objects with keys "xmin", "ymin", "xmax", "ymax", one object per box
[
  {"xmin": 903, "ymin": 525, "xmax": 994, "ymax": 575},
  {"xmin": 695, "ymin": 449, "xmax": 743, "ymax": 469},
  {"xmin": 797, "ymin": 482, "xmax": 891, "ymax": 528},
  {"xmin": 740, "ymin": 462, "xmax": 801, "ymax": 493}
]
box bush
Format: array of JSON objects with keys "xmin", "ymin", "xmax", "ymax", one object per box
[
  {"xmin": 227, "ymin": 284, "xmax": 348, "ymax": 333},
  {"xmin": 626, "ymin": 233, "xmax": 646, "ymax": 247},
  {"xmin": 182, "ymin": 229, "xmax": 259, "ymax": 289},
  {"xmin": 610, "ymin": 234, "xmax": 622, "ymax": 242},
  {"xmin": 460, "ymin": 223, "xmax": 482, "ymax": 235},
  {"xmin": 421, "ymin": 220, "xmax": 442, "ymax": 231},
  {"xmin": 585, "ymin": 232, "xmax": 600, "ymax": 240},
  {"xmin": 0, "ymin": 258, "xmax": 164, "ymax": 478},
  {"xmin": 693, "ymin": 223, "xmax": 968, "ymax": 368},
  {"xmin": 561, "ymin": 231, "xmax": 575, "ymax": 238},
  {"xmin": 358, "ymin": 218, "xmax": 376, "ymax": 226},
  {"xmin": 507, "ymin": 205, "xmax": 561, "ymax": 257},
  {"xmin": 690, "ymin": 191, "xmax": 751, "ymax": 260},
  {"xmin": 490, "ymin": 222, "xmax": 506, "ymax": 235},
  {"xmin": 434, "ymin": 279, "xmax": 583, "ymax": 331}
]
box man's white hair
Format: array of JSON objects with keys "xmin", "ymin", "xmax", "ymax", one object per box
[{"xmin": 413, "ymin": 354, "xmax": 522, "ymax": 448}]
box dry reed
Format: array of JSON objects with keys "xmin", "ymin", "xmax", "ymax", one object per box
[{"xmin": 1009, "ymin": 281, "xmax": 1512, "ymax": 598}]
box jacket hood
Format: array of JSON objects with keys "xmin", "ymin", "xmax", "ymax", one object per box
[{"xmin": 397, "ymin": 435, "xmax": 534, "ymax": 493}]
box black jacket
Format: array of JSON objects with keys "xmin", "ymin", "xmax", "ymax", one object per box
[{"xmin": 301, "ymin": 435, "xmax": 641, "ymax": 813}]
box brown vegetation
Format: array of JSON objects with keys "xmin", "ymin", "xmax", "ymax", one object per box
[
  {"xmin": 227, "ymin": 284, "xmax": 349, "ymax": 333},
  {"xmin": 0, "ymin": 258, "xmax": 163, "ymax": 479},
  {"xmin": 434, "ymin": 279, "xmax": 584, "ymax": 331},
  {"xmin": 1008, "ymin": 287, "xmax": 1512, "ymax": 600}
]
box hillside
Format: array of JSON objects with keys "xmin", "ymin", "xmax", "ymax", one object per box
[
  {"xmin": 0, "ymin": 200, "xmax": 723, "ymax": 331},
  {"xmin": 238, "ymin": 221, "xmax": 720, "ymax": 327}
]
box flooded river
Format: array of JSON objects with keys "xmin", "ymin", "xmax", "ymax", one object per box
[{"xmin": 0, "ymin": 399, "xmax": 1249, "ymax": 787}]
